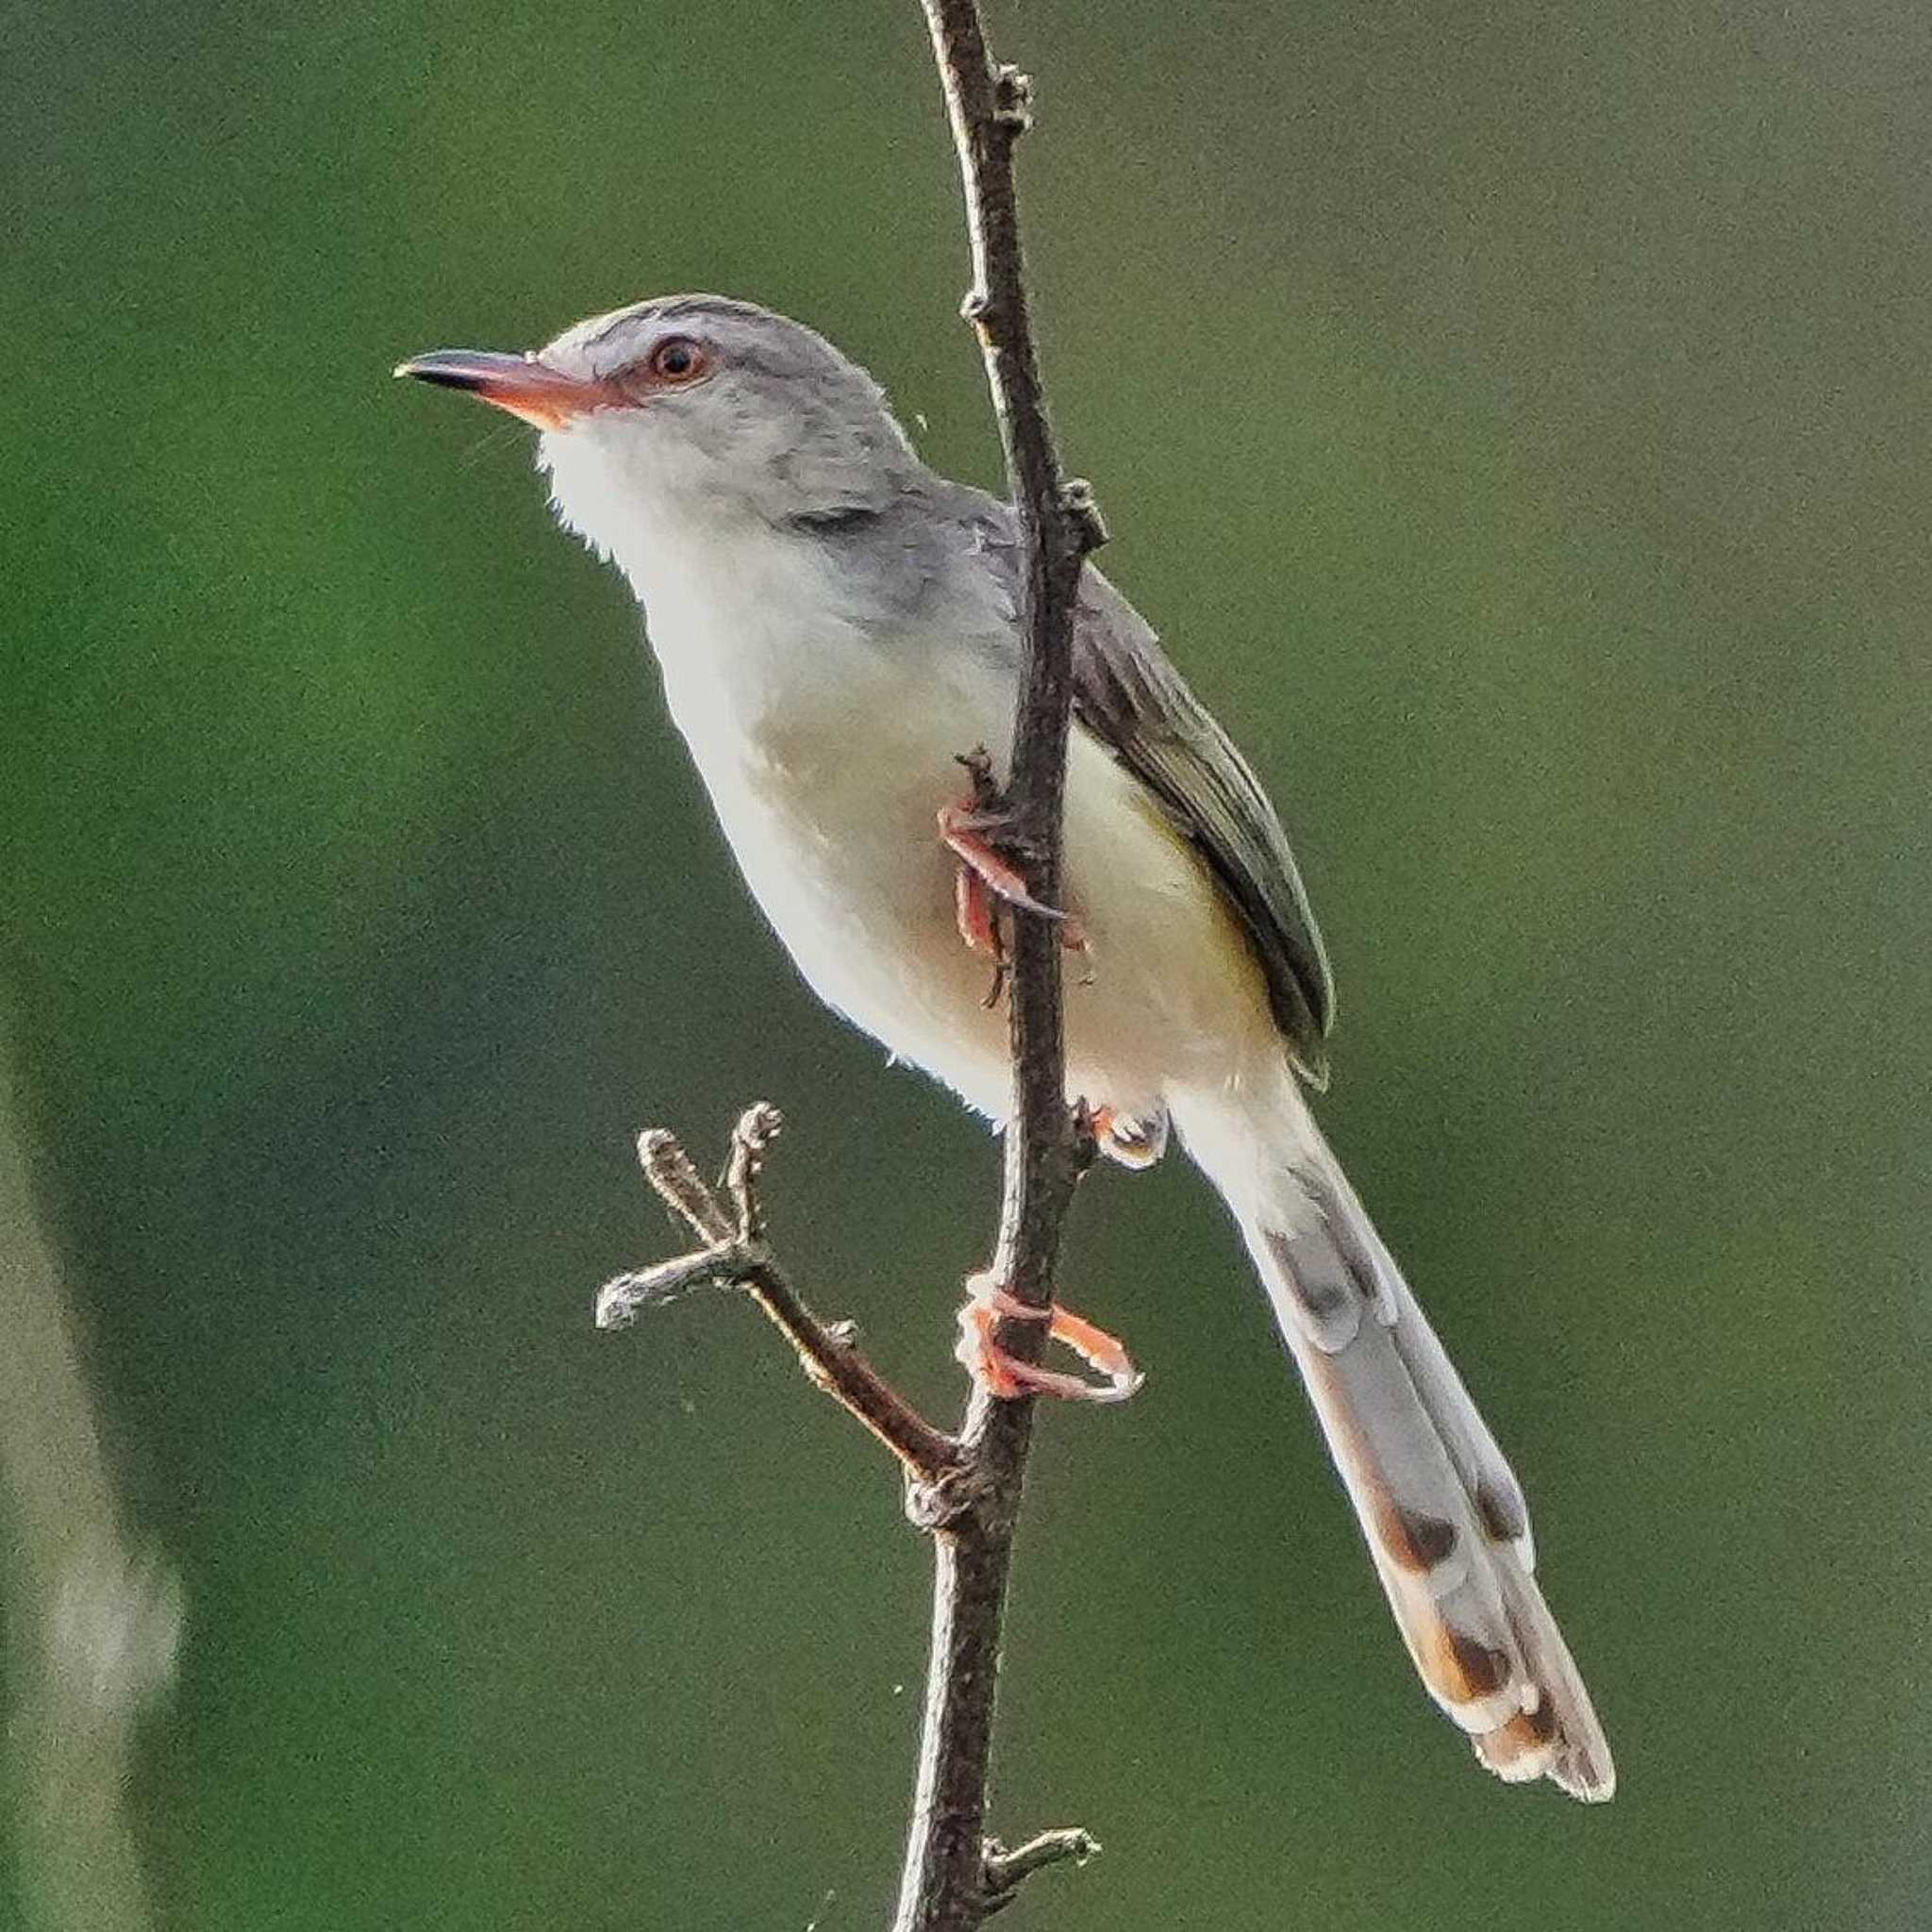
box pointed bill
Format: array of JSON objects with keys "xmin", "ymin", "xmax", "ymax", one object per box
[{"xmin": 393, "ymin": 350, "xmax": 618, "ymax": 429}]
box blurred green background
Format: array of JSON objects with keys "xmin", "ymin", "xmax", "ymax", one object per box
[{"xmin": 5, "ymin": 0, "xmax": 1928, "ymax": 1926}]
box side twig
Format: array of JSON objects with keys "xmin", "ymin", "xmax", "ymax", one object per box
[
  {"xmin": 597, "ymin": 1107, "xmax": 959, "ymax": 1489},
  {"xmin": 981, "ymin": 1827, "xmax": 1104, "ymax": 1918}
]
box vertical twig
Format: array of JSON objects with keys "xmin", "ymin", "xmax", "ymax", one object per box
[
  {"xmin": 895, "ymin": 8, "xmax": 1108, "ymax": 1929},
  {"xmin": 594, "ymin": 15, "xmax": 1109, "ymax": 1923}
]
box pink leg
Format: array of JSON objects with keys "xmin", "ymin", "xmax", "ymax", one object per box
[
  {"xmin": 955, "ymin": 860, "xmax": 1000, "ymax": 957},
  {"xmin": 955, "ymin": 1273, "xmax": 1142, "ymax": 1404},
  {"xmin": 937, "ymin": 806, "xmax": 1089, "ymax": 951}
]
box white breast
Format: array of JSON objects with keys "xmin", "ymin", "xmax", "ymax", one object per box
[{"xmin": 551, "ymin": 434, "xmax": 1279, "ymax": 1125}]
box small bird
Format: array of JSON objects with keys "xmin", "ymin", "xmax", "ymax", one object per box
[{"xmin": 398, "ymin": 295, "xmax": 1613, "ymax": 1800}]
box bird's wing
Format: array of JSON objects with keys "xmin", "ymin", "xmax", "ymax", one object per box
[{"xmin": 964, "ymin": 501, "xmax": 1335, "ymax": 1085}]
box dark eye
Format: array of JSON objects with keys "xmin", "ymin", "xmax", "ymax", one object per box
[{"xmin": 646, "ymin": 336, "xmax": 708, "ymax": 383}]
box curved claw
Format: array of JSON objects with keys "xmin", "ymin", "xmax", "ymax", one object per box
[
  {"xmin": 1088, "ymin": 1103, "xmax": 1169, "ymax": 1171},
  {"xmin": 956, "ymin": 1275, "xmax": 1142, "ymax": 1405},
  {"xmin": 941, "ymin": 807, "xmax": 1091, "ymax": 973},
  {"xmin": 938, "ymin": 807, "xmax": 1066, "ymax": 922}
]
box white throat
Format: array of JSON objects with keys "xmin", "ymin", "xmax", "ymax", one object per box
[{"xmin": 539, "ymin": 423, "xmax": 894, "ymax": 761}]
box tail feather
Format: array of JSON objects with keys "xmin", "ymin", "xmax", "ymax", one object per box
[
  {"xmin": 1312, "ymin": 1153, "xmax": 1537, "ymax": 1569},
  {"xmin": 1181, "ymin": 1086, "xmax": 1613, "ymax": 1802},
  {"xmin": 1474, "ymin": 1553, "xmax": 1614, "ymax": 1794}
]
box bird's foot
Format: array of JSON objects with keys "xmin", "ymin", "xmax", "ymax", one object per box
[
  {"xmin": 1086, "ymin": 1102, "xmax": 1170, "ymax": 1171},
  {"xmin": 938, "ymin": 807, "xmax": 1091, "ymax": 1014},
  {"xmin": 955, "ymin": 1274, "xmax": 1142, "ymax": 1403},
  {"xmin": 939, "ymin": 807, "xmax": 1079, "ymax": 928}
]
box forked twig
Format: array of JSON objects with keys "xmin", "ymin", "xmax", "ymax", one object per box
[{"xmin": 597, "ymin": 1108, "xmax": 961, "ymax": 1491}]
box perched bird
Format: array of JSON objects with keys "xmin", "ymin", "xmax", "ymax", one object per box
[{"xmin": 397, "ymin": 295, "xmax": 1614, "ymax": 1800}]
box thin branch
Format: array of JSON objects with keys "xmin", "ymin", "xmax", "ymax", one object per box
[
  {"xmin": 597, "ymin": 1107, "xmax": 961, "ymax": 1489},
  {"xmin": 597, "ymin": 11, "xmax": 1108, "ymax": 1924},
  {"xmin": 894, "ymin": 7, "xmax": 1109, "ymax": 1929}
]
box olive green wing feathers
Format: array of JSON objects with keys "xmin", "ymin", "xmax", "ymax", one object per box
[
  {"xmin": 1068, "ymin": 567, "xmax": 1336, "ymax": 1085},
  {"xmin": 960, "ymin": 496, "xmax": 1335, "ymax": 1081}
]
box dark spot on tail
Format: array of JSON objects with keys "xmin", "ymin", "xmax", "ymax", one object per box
[
  {"xmin": 1475, "ymin": 1476, "xmax": 1528, "ymax": 1545},
  {"xmin": 1474, "ymin": 1690, "xmax": 1562, "ymax": 1782},
  {"xmin": 1262, "ymin": 1227, "xmax": 1363, "ymax": 1348},
  {"xmin": 1500, "ymin": 1693, "xmax": 1559, "ymax": 1749},
  {"xmin": 1381, "ymin": 1505, "xmax": 1458, "ymax": 1574},
  {"xmin": 1444, "ymin": 1629, "xmax": 1513, "ymax": 1701}
]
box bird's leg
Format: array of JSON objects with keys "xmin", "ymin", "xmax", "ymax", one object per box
[
  {"xmin": 941, "ymin": 748, "xmax": 1091, "ymax": 978},
  {"xmin": 947, "ymin": 845, "xmax": 1091, "ymax": 1007},
  {"xmin": 948, "ymin": 829, "xmax": 1011, "ymax": 1009},
  {"xmin": 965, "ymin": 890, "xmax": 1009, "ymax": 1012},
  {"xmin": 937, "ymin": 806, "xmax": 1070, "ymax": 925},
  {"xmin": 941, "ymin": 750, "xmax": 1091, "ymax": 1007},
  {"xmin": 943, "ymin": 751, "xmax": 1016, "ymax": 1005},
  {"xmin": 955, "ymin": 1273, "xmax": 1142, "ymax": 1404},
  {"xmin": 954, "ymin": 859, "xmax": 1005, "ymax": 960}
]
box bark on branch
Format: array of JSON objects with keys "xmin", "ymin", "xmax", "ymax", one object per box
[
  {"xmin": 894, "ymin": 7, "xmax": 1108, "ymax": 1928},
  {"xmin": 597, "ymin": 7, "xmax": 1106, "ymax": 1925}
]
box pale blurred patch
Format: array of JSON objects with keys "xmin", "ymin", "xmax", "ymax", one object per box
[{"xmin": 0, "ymin": 1051, "xmax": 181, "ymax": 1932}]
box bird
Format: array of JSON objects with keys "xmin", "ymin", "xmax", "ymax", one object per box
[{"xmin": 397, "ymin": 293, "xmax": 1614, "ymax": 1801}]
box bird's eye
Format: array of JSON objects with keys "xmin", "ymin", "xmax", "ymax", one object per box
[{"xmin": 646, "ymin": 336, "xmax": 708, "ymax": 383}]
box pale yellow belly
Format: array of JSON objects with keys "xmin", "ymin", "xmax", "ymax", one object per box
[{"xmin": 698, "ymin": 677, "xmax": 1278, "ymax": 1126}]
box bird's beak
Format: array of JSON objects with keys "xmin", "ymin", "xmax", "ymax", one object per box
[{"xmin": 392, "ymin": 350, "xmax": 618, "ymax": 429}]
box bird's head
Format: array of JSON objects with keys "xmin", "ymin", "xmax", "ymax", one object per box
[{"xmin": 397, "ymin": 294, "xmax": 919, "ymax": 561}]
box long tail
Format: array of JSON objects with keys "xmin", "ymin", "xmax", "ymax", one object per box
[{"xmin": 1175, "ymin": 1074, "xmax": 1615, "ymax": 1801}]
